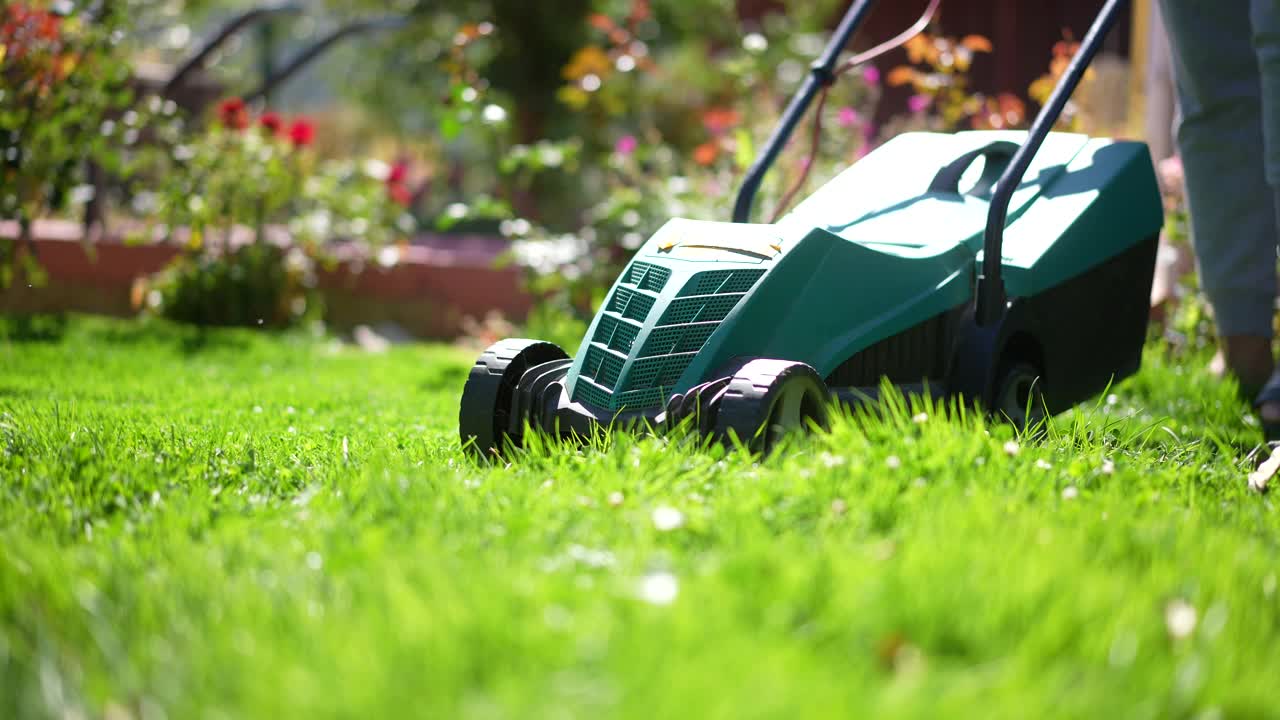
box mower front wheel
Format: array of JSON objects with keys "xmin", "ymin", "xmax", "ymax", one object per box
[
  {"xmin": 713, "ymin": 359, "xmax": 830, "ymax": 454},
  {"xmin": 459, "ymin": 338, "xmax": 569, "ymax": 458},
  {"xmin": 993, "ymin": 362, "xmax": 1047, "ymax": 430}
]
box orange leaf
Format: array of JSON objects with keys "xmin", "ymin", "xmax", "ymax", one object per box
[
  {"xmin": 887, "ymin": 66, "xmax": 918, "ymax": 87},
  {"xmin": 589, "ymin": 13, "xmax": 617, "ymax": 32},
  {"xmin": 562, "ymin": 45, "xmax": 612, "ymax": 80},
  {"xmin": 701, "ymin": 107, "xmax": 740, "ymax": 133},
  {"xmin": 961, "ymin": 35, "xmax": 993, "ymax": 52},
  {"xmin": 904, "ymin": 35, "xmax": 930, "ymax": 64},
  {"xmin": 629, "ymin": 0, "xmax": 652, "ymax": 23},
  {"xmin": 1028, "ymin": 75, "xmax": 1055, "ymax": 105}
]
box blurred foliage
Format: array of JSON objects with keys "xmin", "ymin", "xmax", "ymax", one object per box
[
  {"xmin": 136, "ymin": 99, "xmax": 417, "ymax": 328},
  {"xmin": 2, "ymin": 0, "xmax": 1147, "ymax": 337},
  {"xmin": 424, "ymin": 1, "xmax": 878, "ymax": 317},
  {"xmin": 0, "ymin": 0, "xmax": 161, "ymax": 285}
]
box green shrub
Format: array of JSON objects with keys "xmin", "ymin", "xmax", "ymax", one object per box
[{"xmin": 144, "ymin": 242, "xmax": 316, "ymax": 329}]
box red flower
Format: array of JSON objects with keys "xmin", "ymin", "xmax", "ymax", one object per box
[
  {"xmin": 217, "ymin": 97, "xmax": 250, "ymax": 131},
  {"xmin": 387, "ymin": 160, "xmax": 410, "ymax": 185},
  {"xmin": 388, "ymin": 182, "xmax": 413, "ymax": 207},
  {"xmin": 259, "ymin": 112, "xmax": 283, "ymax": 135},
  {"xmin": 288, "ymin": 119, "xmax": 316, "ymax": 148}
]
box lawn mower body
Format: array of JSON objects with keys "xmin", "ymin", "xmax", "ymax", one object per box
[
  {"xmin": 562, "ymin": 130, "xmax": 1160, "ymax": 417},
  {"xmin": 459, "ymin": 0, "xmax": 1159, "ymax": 455}
]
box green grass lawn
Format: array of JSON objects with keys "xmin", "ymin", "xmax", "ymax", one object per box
[{"xmin": 2, "ymin": 316, "xmax": 1279, "ymax": 719}]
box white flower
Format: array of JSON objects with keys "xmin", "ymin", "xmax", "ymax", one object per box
[
  {"xmin": 377, "ymin": 246, "xmax": 400, "ymax": 268},
  {"xmin": 482, "ymin": 104, "xmax": 508, "ymax": 124},
  {"xmin": 1166, "ymin": 599, "xmax": 1197, "ymax": 639},
  {"xmin": 304, "ymin": 211, "xmax": 332, "ymax": 239},
  {"xmin": 743, "ymin": 33, "xmax": 768, "ymax": 53},
  {"xmin": 566, "ymin": 544, "xmax": 615, "ymax": 568},
  {"xmin": 638, "ymin": 572, "xmax": 679, "ymax": 605},
  {"xmin": 652, "ymin": 506, "xmax": 685, "ymax": 532},
  {"xmin": 363, "ymin": 159, "xmax": 391, "ymax": 181},
  {"xmin": 284, "ymin": 248, "xmax": 311, "ymax": 274}
]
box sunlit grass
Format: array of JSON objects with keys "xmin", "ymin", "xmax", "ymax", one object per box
[{"xmin": 2, "ymin": 316, "xmax": 1277, "ymax": 718}]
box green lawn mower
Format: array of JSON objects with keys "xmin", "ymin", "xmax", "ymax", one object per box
[{"xmin": 459, "ymin": 0, "xmax": 1161, "ymax": 456}]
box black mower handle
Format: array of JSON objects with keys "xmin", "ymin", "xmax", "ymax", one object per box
[
  {"xmin": 727, "ymin": 0, "xmax": 1127, "ymax": 329},
  {"xmin": 977, "ymin": 0, "xmax": 1127, "ymax": 326},
  {"xmin": 243, "ymin": 16, "xmax": 410, "ymax": 105},
  {"xmin": 165, "ymin": 3, "xmax": 305, "ymax": 96},
  {"xmin": 928, "ymin": 140, "xmax": 1018, "ymax": 197}
]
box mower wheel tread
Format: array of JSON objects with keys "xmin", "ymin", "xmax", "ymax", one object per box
[
  {"xmin": 713, "ymin": 359, "xmax": 830, "ymax": 453},
  {"xmin": 459, "ymin": 338, "xmax": 569, "ymax": 458}
]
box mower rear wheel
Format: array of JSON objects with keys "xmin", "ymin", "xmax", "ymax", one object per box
[
  {"xmin": 713, "ymin": 359, "xmax": 830, "ymax": 453},
  {"xmin": 994, "ymin": 362, "xmax": 1047, "ymax": 430},
  {"xmin": 459, "ymin": 338, "xmax": 569, "ymax": 458}
]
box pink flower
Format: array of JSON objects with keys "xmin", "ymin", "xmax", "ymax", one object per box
[
  {"xmin": 615, "ymin": 134, "xmax": 638, "ymax": 156},
  {"xmin": 862, "ymin": 65, "xmax": 881, "ymax": 86},
  {"xmin": 836, "ymin": 107, "xmax": 860, "ymax": 128},
  {"xmin": 907, "ymin": 94, "xmax": 932, "ymax": 114}
]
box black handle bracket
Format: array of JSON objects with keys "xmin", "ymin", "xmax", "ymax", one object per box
[{"xmin": 976, "ymin": 0, "xmax": 1127, "ymax": 326}]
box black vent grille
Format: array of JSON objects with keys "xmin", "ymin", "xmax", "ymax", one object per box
[{"xmin": 572, "ymin": 266, "xmax": 766, "ymax": 411}]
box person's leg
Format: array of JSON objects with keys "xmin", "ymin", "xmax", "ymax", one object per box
[
  {"xmin": 1250, "ymin": 0, "xmax": 1280, "ymax": 423},
  {"xmin": 1160, "ymin": 0, "xmax": 1277, "ymax": 396}
]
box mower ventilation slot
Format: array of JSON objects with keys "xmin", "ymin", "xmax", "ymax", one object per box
[
  {"xmin": 573, "ymin": 267, "xmax": 766, "ymax": 411},
  {"xmin": 623, "ymin": 262, "xmax": 672, "ymax": 292}
]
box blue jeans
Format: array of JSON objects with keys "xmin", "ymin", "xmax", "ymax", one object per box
[{"xmin": 1160, "ymin": 0, "xmax": 1280, "ymax": 338}]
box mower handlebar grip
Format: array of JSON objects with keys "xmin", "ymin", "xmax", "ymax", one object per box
[{"xmin": 927, "ymin": 141, "xmax": 1019, "ymax": 198}]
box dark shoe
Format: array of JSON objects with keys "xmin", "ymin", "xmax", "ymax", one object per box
[
  {"xmin": 1255, "ymin": 371, "xmax": 1280, "ymax": 443},
  {"xmin": 1213, "ymin": 335, "xmax": 1274, "ymax": 400}
]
